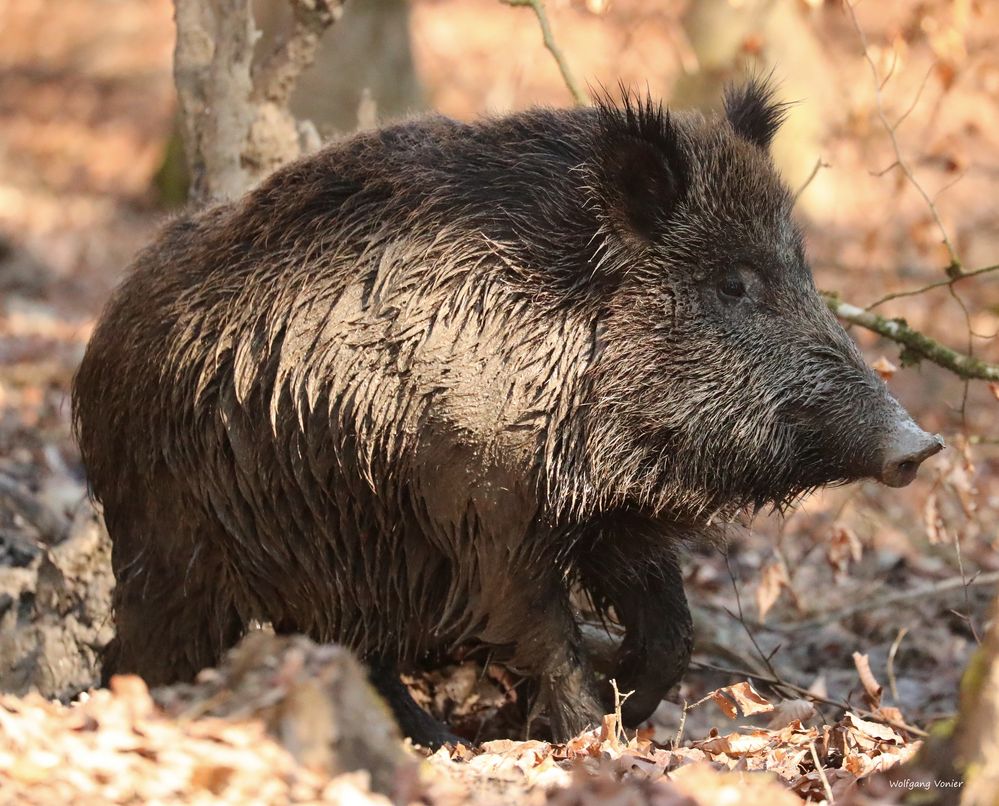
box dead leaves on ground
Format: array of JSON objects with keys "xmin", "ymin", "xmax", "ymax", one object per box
[
  {"xmin": 0, "ymin": 669, "xmax": 920, "ymax": 806},
  {"xmin": 428, "ymin": 681, "xmax": 917, "ymax": 805},
  {"xmin": 0, "ymin": 676, "xmax": 391, "ymax": 805}
]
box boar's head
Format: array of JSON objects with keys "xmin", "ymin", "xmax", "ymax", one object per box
[{"xmin": 577, "ymin": 79, "xmax": 942, "ymax": 519}]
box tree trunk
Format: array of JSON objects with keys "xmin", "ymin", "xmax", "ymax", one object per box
[
  {"xmin": 173, "ymin": 0, "xmax": 343, "ymax": 204},
  {"xmin": 255, "ymin": 0, "xmax": 424, "ymax": 135}
]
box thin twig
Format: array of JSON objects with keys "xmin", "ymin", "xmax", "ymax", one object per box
[
  {"xmin": 886, "ymin": 627, "xmax": 908, "ymax": 702},
  {"xmin": 823, "ymin": 294, "xmax": 999, "ymax": 381},
  {"xmin": 793, "ymin": 157, "xmax": 830, "ymax": 203},
  {"xmin": 810, "ymin": 740, "xmax": 835, "ymax": 804},
  {"xmin": 672, "ymin": 689, "xmax": 724, "ymax": 749},
  {"xmin": 775, "ymin": 569, "xmax": 999, "ymax": 632},
  {"xmin": 945, "ymin": 284, "xmax": 977, "ymax": 425},
  {"xmin": 503, "ymin": 0, "xmax": 588, "ymax": 105},
  {"xmin": 892, "ymin": 63, "xmax": 935, "ymax": 132},
  {"xmin": 950, "ymin": 525, "xmax": 982, "ymax": 645},
  {"xmin": 844, "ymin": 0, "xmax": 962, "ymax": 276},
  {"xmin": 932, "ymin": 167, "xmax": 968, "ymax": 205},
  {"xmin": 864, "ymin": 263, "xmax": 999, "ymax": 310},
  {"xmin": 879, "ymin": 45, "xmax": 899, "ymax": 91},
  {"xmin": 724, "ymin": 552, "xmax": 794, "ymax": 700},
  {"xmin": 609, "ymin": 679, "xmax": 633, "ymax": 745},
  {"xmin": 673, "ymin": 700, "xmax": 689, "ymax": 748}
]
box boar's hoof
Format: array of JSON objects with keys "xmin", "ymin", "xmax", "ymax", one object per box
[
  {"xmin": 535, "ymin": 669, "xmax": 605, "ymax": 743},
  {"xmin": 367, "ymin": 663, "xmax": 463, "ymax": 750}
]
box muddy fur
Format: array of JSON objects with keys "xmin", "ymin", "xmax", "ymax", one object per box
[{"xmin": 74, "ymin": 79, "xmax": 934, "ymax": 744}]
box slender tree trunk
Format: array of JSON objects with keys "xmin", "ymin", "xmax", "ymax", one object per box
[
  {"xmin": 886, "ymin": 593, "xmax": 999, "ymax": 804},
  {"xmin": 172, "ymin": 0, "xmax": 342, "ymax": 204},
  {"xmin": 954, "ymin": 595, "xmax": 999, "ymax": 804}
]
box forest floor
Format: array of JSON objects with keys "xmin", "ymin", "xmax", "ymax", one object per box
[{"xmin": 1, "ymin": 0, "xmax": 998, "ymax": 803}]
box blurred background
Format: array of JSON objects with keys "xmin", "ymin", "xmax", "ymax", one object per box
[{"xmin": 0, "ymin": 0, "xmax": 997, "ymax": 740}]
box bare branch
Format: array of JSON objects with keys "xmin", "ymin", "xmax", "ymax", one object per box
[
  {"xmin": 845, "ymin": 0, "xmax": 963, "ymax": 276},
  {"xmin": 865, "ymin": 263, "xmax": 999, "ymax": 310},
  {"xmin": 893, "ymin": 63, "xmax": 936, "ymax": 132},
  {"xmin": 503, "ymin": 0, "xmax": 588, "ymax": 106},
  {"xmin": 870, "ymin": 159, "xmax": 900, "ymax": 178},
  {"xmin": 879, "ymin": 44, "xmax": 899, "ymax": 90},
  {"xmin": 793, "ymin": 157, "xmax": 829, "ymax": 203},
  {"xmin": 724, "ymin": 553, "xmax": 795, "ymax": 701},
  {"xmin": 886, "ymin": 627, "xmax": 909, "ymax": 702}
]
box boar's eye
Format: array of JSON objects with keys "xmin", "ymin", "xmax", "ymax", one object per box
[{"xmin": 718, "ymin": 276, "xmax": 747, "ymax": 301}]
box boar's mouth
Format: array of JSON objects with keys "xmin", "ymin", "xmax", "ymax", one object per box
[{"xmin": 774, "ymin": 399, "xmax": 943, "ymax": 497}]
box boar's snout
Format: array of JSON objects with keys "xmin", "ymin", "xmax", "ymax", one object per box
[{"xmin": 877, "ymin": 415, "xmax": 944, "ymax": 488}]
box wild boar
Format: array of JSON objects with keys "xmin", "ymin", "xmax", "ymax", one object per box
[{"xmin": 73, "ymin": 79, "xmax": 942, "ymax": 746}]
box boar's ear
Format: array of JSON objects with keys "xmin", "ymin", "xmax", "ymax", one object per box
[
  {"xmin": 593, "ymin": 90, "xmax": 690, "ymax": 245},
  {"xmin": 724, "ymin": 76, "xmax": 790, "ymax": 150}
]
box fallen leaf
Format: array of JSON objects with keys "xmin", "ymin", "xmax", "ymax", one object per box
[
  {"xmin": 756, "ymin": 560, "xmax": 791, "ymax": 621},
  {"xmin": 826, "ymin": 523, "xmax": 863, "ymax": 578},
  {"xmin": 852, "ymin": 652, "xmax": 883, "ymax": 709},
  {"xmin": 844, "ymin": 712, "xmax": 904, "ymax": 744},
  {"xmin": 871, "ymin": 356, "xmax": 898, "ymax": 380},
  {"xmin": 708, "ymin": 682, "xmax": 775, "ymax": 720},
  {"xmin": 767, "ymin": 700, "xmax": 817, "ymax": 730}
]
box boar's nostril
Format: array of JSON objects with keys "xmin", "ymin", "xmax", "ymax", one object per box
[{"xmin": 879, "ymin": 430, "xmax": 944, "ymax": 488}]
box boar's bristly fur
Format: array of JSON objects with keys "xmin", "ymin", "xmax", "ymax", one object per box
[{"xmin": 73, "ymin": 81, "xmax": 941, "ymax": 747}]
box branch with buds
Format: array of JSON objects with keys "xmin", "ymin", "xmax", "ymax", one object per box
[{"xmin": 823, "ymin": 295, "xmax": 999, "ymax": 382}]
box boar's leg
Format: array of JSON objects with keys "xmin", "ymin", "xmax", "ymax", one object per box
[
  {"xmin": 100, "ymin": 502, "xmax": 245, "ymax": 687},
  {"xmin": 530, "ymin": 643, "xmax": 605, "ymax": 742},
  {"xmin": 367, "ymin": 661, "xmax": 463, "ymax": 749},
  {"xmin": 609, "ymin": 550, "xmax": 692, "ymax": 726},
  {"xmin": 578, "ymin": 515, "xmax": 693, "ymax": 726},
  {"xmin": 476, "ymin": 569, "xmax": 605, "ymax": 742}
]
